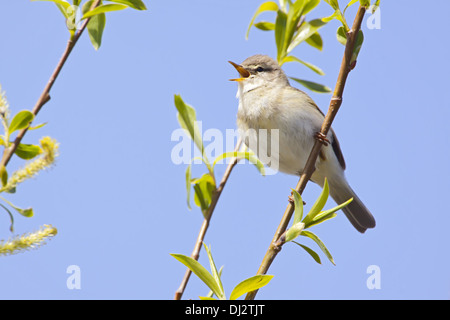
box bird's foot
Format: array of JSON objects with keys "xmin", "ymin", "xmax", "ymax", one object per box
[
  {"xmin": 315, "ymin": 132, "xmax": 330, "ymax": 146},
  {"xmin": 288, "ymin": 195, "xmax": 294, "ymax": 204}
]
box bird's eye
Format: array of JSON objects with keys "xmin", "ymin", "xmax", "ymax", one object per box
[{"xmin": 256, "ymin": 66, "xmax": 264, "ymax": 72}]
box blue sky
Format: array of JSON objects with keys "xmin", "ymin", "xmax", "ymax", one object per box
[{"xmin": 0, "ymin": 0, "xmax": 449, "ymax": 300}]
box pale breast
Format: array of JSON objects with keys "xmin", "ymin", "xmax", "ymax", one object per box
[{"xmin": 236, "ymin": 86, "xmax": 327, "ymax": 175}]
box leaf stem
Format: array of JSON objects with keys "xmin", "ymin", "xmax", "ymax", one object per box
[
  {"xmin": 174, "ymin": 138, "xmax": 242, "ymax": 300},
  {"xmin": 245, "ymin": 5, "xmax": 367, "ymax": 300}
]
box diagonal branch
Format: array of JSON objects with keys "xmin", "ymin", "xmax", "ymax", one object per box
[
  {"xmin": 0, "ymin": 0, "xmax": 102, "ymax": 169},
  {"xmin": 174, "ymin": 138, "xmax": 243, "ymax": 300},
  {"xmin": 245, "ymin": 5, "xmax": 367, "ymax": 300}
]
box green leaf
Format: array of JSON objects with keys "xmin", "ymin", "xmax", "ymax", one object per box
[
  {"xmin": 193, "ymin": 184, "xmax": 207, "ymax": 215},
  {"xmin": 174, "ymin": 95, "xmax": 206, "ymax": 163},
  {"xmin": 213, "ymin": 151, "xmax": 265, "ymax": 176},
  {"xmin": 28, "ymin": 122, "xmax": 48, "ymax": 131},
  {"xmin": 191, "ymin": 173, "xmax": 216, "ymax": 191},
  {"xmin": 0, "ymin": 196, "xmax": 34, "ymax": 218},
  {"xmin": 306, "ymin": 198, "xmax": 353, "ymax": 228},
  {"xmin": 303, "ymin": 178, "xmax": 329, "ymax": 225},
  {"xmin": 82, "ymin": 4, "xmax": 127, "ymax": 19},
  {"xmin": 185, "ymin": 156, "xmax": 204, "ymax": 211},
  {"xmin": 290, "ymin": 77, "xmax": 331, "ymax": 93},
  {"xmin": 287, "ymin": 19, "xmax": 327, "ymax": 53},
  {"xmin": 81, "ymin": 0, "xmax": 96, "ymax": 13},
  {"xmin": 282, "ymin": 56, "xmax": 325, "ymax": 75},
  {"xmin": 352, "ymin": 30, "xmax": 364, "ymax": 63},
  {"xmin": 185, "ymin": 164, "xmax": 193, "ymax": 210},
  {"xmin": 274, "ymin": 10, "xmax": 288, "ymax": 62},
  {"xmin": 291, "ymin": 189, "xmax": 303, "ymax": 224},
  {"xmin": 16, "ymin": 207, "xmax": 34, "ymax": 218},
  {"xmin": 322, "ymin": 10, "xmax": 339, "ymax": 23},
  {"xmin": 292, "ymin": 241, "xmax": 321, "ymax": 264},
  {"xmin": 306, "ymin": 213, "xmax": 337, "ymax": 229},
  {"xmin": 336, "ymin": 26, "xmax": 347, "ymax": 45},
  {"xmin": 8, "ymin": 110, "xmax": 34, "ymax": 134},
  {"xmin": 278, "ymin": 0, "xmax": 288, "ymax": 12},
  {"xmin": 324, "ymin": 8, "xmax": 349, "ymax": 31},
  {"xmin": 230, "ymin": 275, "xmax": 274, "ymax": 300},
  {"xmin": 205, "ymin": 265, "xmax": 224, "ymax": 298},
  {"xmin": 82, "ymin": 1, "xmax": 106, "ymax": 50},
  {"xmin": 301, "ymin": 230, "xmax": 335, "ymax": 265},
  {"xmin": 337, "ymin": 28, "xmax": 364, "ymax": 60},
  {"xmin": 283, "ymin": 1, "xmax": 306, "ymax": 57},
  {"xmin": 14, "ymin": 144, "xmax": 42, "ymax": 160},
  {"xmin": 253, "ymin": 21, "xmax": 275, "ymax": 31},
  {"xmin": 0, "ymin": 166, "xmax": 7, "ymax": 187},
  {"xmin": 87, "ymin": 13, "xmax": 106, "ymax": 50},
  {"xmin": 305, "ymin": 32, "xmax": 323, "ymax": 51},
  {"xmin": 285, "ymin": 221, "xmax": 305, "ymax": 242},
  {"xmin": 324, "ymin": 0, "xmax": 340, "ymax": 10},
  {"xmin": 245, "ymin": 1, "xmax": 279, "ymax": 39},
  {"xmin": 193, "ymin": 173, "xmax": 215, "ymax": 216},
  {"xmin": 108, "ymin": 0, "xmax": 147, "ymax": 10},
  {"xmin": 203, "ymin": 243, "xmax": 225, "ymax": 299},
  {"xmin": 170, "ymin": 254, "xmax": 223, "ymax": 298},
  {"xmin": 303, "ymin": 0, "xmax": 321, "ymax": 15},
  {"xmin": 73, "ymin": 0, "xmax": 81, "ymax": 6}
]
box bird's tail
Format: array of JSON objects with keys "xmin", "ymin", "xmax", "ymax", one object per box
[{"xmin": 328, "ymin": 176, "xmax": 376, "ymax": 233}]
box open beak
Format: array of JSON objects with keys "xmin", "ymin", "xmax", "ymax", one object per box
[{"xmin": 228, "ymin": 61, "xmax": 250, "ymax": 81}]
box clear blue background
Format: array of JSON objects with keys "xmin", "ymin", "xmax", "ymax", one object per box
[{"xmin": 0, "ymin": 0, "xmax": 449, "ymax": 300}]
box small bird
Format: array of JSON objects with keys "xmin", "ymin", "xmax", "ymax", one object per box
[{"xmin": 229, "ymin": 54, "xmax": 375, "ymax": 233}]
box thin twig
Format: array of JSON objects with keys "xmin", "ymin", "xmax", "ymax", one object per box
[
  {"xmin": 174, "ymin": 137, "xmax": 243, "ymax": 300},
  {"xmin": 0, "ymin": 0, "xmax": 102, "ymax": 169},
  {"xmin": 245, "ymin": 5, "xmax": 367, "ymax": 300}
]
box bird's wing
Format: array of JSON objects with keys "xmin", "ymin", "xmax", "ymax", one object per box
[
  {"xmin": 330, "ymin": 128, "xmax": 346, "ymax": 170},
  {"xmin": 291, "ymin": 87, "xmax": 347, "ymax": 170}
]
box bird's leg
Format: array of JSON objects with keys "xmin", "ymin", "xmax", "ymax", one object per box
[
  {"xmin": 315, "ymin": 132, "xmax": 330, "ymax": 146},
  {"xmin": 288, "ymin": 193, "xmax": 294, "ymax": 204}
]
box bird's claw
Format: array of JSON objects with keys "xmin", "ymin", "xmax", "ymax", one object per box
[
  {"xmin": 288, "ymin": 195, "xmax": 295, "ymax": 204},
  {"xmin": 315, "ymin": 132, "xmax": 330, "ymax": 146}
]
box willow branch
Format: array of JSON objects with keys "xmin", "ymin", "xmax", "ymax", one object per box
[
  {"xmin": 245, "ymin": 5, "xmax": 367, "ymax": 300},
  {"xmin": 0, "ymin": 0, "xmax": 101, "ymax": 169},
  {"xmin": 174, "ymin": 137, "xmax": 243, "ymax": 300}
]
